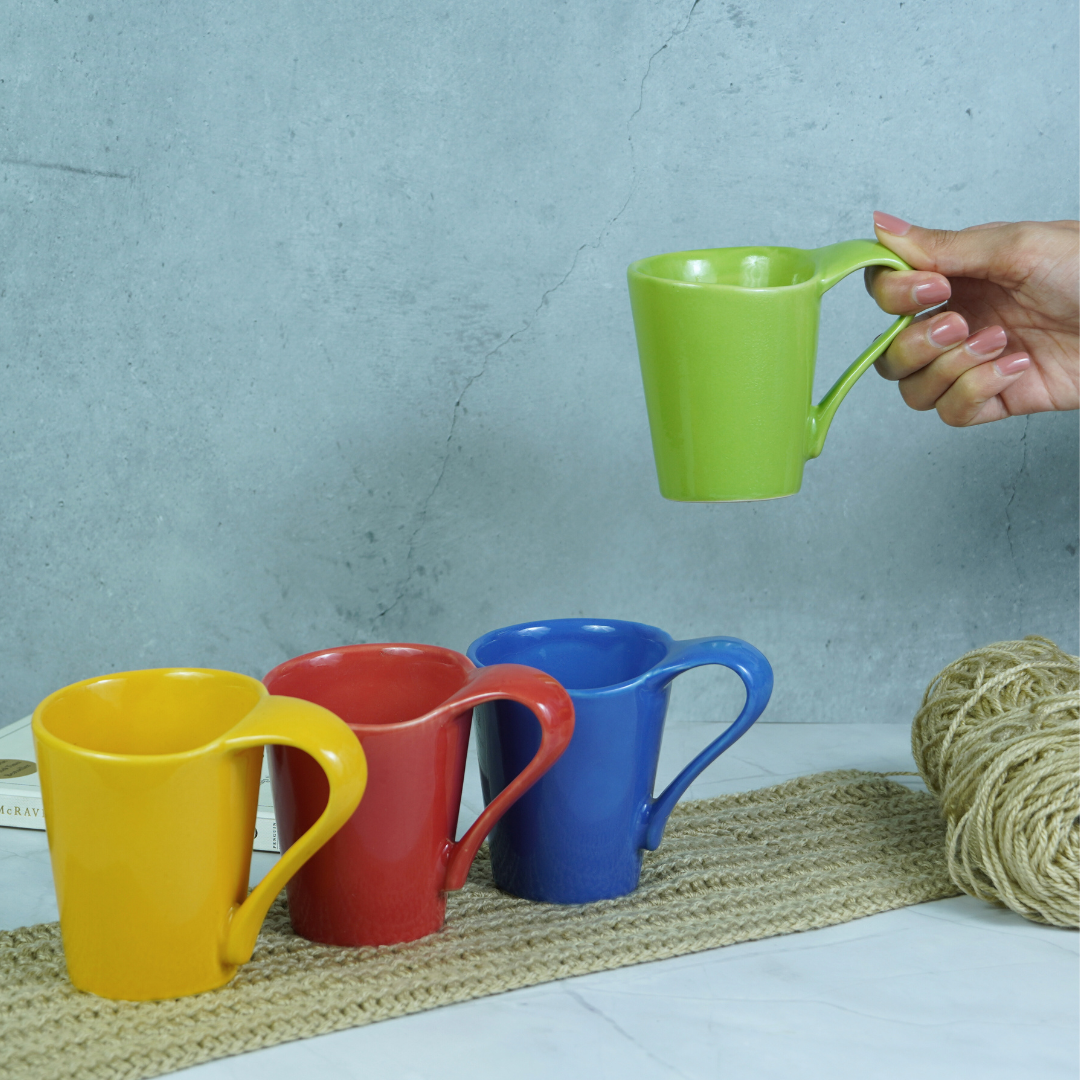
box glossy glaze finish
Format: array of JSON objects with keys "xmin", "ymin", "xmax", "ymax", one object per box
[
  {"xmin": 31, "ymin": 669, "xmax": 366, "ymax": 1001},
  {"xmin": 467, "ymin": 619, "xmax": 773, "ymax": 903},
  {"xmin": 627, "ymin": 240, "xmax": 914, "ymax": 501},
  {"xmin": 263, "ymin": 644, "xmax": 574, "ymax": 946}
]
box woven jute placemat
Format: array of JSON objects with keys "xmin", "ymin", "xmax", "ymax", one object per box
[{"xmin": 1, "ymin": 769, "xmax": 959, "ymax": 1080}]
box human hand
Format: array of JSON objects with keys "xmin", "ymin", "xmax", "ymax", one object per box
[{"xmin": 865, "ymin": 214, "xmax": 1079, "ymax": 426}]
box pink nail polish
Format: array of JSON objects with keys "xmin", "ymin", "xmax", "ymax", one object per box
[
  {"xmin": 874, "ymin": 211, "xmax": 911, "ymax": 236},
  {"xmin": 928, "ymin": 316, "xmax": 967, "ymax": 347},
  {"xmin": 996, "ymin": 353, "xmax": 1031, "ymax": 376},
  {"xmin": 914, "ymin": 280, "xmax": 950, "ymax": 307},
  {"xmin": 967, "ymin": 327, "xmax": 1008, "ymax": 356}
]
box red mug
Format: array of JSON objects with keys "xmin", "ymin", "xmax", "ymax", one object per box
[{"xmin": 263, "ymin": 643, "xmax": 574, "ymax": 946}]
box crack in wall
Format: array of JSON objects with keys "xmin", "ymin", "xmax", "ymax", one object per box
[
  {"xmin": 370, "ymin": 320, "xmax": 527, "ymax": 625},
  {"xmin": 1, "ymin": 158, "xmax": 132, "ymax": 180},
  {"xmin": 371, "ymin": 258, "xmax": 584, "ymax": 625},
  {"xmin": 613, "ymin": 0, "xmax": 702, "ymax": 232},
  {"xmin": 370, "ymin": 0, "xmax": 703, "ymax": 631},
  {"xmin": 1003, "ymin": 415, "xmax": 1029, "ymax": 629}
]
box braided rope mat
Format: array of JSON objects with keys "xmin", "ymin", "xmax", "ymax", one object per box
[{"xmin": 1, "ymin": 770, "xmax": 959, "ymax": 1080}]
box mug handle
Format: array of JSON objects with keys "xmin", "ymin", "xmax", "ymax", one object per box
[
  {"xmin": 218, "ymin": 695, "xmax": 367, "ymax": 966},
  {"xmin": 431, "ymin": 663, "xmax": 574, "ymax": 891},
  {"xmin": 640, "ymin": 637, "xmax": 773, "ymax": 851},
  {"xmin": 806, "ymin": 239, "xmax": 914, "ymax": 459}
]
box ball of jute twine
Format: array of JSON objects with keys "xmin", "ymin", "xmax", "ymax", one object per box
[{"xmin": 912, "ymin": 636, "xmax": 1079, "ymax": 928}]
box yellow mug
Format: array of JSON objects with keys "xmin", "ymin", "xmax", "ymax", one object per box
[{"xmin": 32, "ymin": 668, "xmax": 367, "ymax": 1001}]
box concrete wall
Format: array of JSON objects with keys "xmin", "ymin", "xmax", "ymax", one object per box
[{"xmin": 2, "ymin": 1, "xmax": 1077, "ymax": 728}]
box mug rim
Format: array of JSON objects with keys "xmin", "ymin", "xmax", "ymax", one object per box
[
  {"xmin": 628, "ymin": 245, "xmax": 817, "ymax": 291},
  {"xmin": 263, "ymin": 642, "xmax": 476, "ymax": 733},
  {"xmin": 466, "ymin": 618, "xmax": 674, "ymax": 697},
  {"xmin": 32, "ymin": 667, "xmax": 267, "ymax": 764}
]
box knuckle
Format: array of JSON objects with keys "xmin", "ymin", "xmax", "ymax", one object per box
[
  {"xmin": 899, "ymin": 380, "xmax": 933, "ymax": 411},
  {"xmin": 936, "ymin": 395, "xmax": 972, "ymax": 426},
  {"xmin": 938, "ymin": 368, "xmax": 991, "ymax": 426},
  {"xmin": 889, "ymin": 328, "xmax": 918, "ymax": 361},
  {"xmin": 865, "ymin": 265, "xmax": 895, "ymax": 301},
  {"xmin": 880, "ymin": 345, "xmax": 913, "ymax": 381},
  {"xmin": 874, "ymin": 356, "xmax": 897, "ymax": 381},
  {"xmin": 1002, "ymin": 223, "xmax": 1043, "ymax": 281},
  {"xmin": 924, "ymin": 228, "xmax": 961, "ymax": 257},
  {"xmin": 863, "ymin": 266, "xmax": 881, "ymax": 300},
  {"xmin": 1009, "ymin": 221, "xmax": 1038, "ymax": 249}
]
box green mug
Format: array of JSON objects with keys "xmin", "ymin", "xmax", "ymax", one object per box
[{"xmin": 627, "ymin": 241, "xmax": 913, "ymax": 501}]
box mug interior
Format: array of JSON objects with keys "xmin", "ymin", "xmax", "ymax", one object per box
[
  {"xmin": 471, "ymin": 622, "xmax": 669, "ymax": 691},
  {"xmin": 264, "ymin": 645, "xmax": 472, "ymax": 727},
  {"xmin": 35, "ymin": 670, "xmax": 263, "ymax": 756},
  {"xmin": 632, "ymin": 246, "xmax": 815, "ymax": 289}
]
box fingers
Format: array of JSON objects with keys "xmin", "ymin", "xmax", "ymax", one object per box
[
  {"xmin": 864, "ymin": 264, "xmax": 952, "ymax": 315},
  {"xmin": 894, "ymin": 326, "xmax": 1009, "ymax": 408},
  {"xmin": 933, "ymin": 353, "xmax": 1032, "ymax": 426},
  {"xmin": 873, "ymin": 302, "xmax": 1034, "ymax": 424},
  {"xmin": 871, "ymin": 211, "xmax": 1024, "ymax": 284},
  {"xmin": 874, "ymin": 311, "xmax": 970, "ymax": 380},
  {"xmin": 886, "ymin": 320, "xmax": 1032, "ymax": 425}
]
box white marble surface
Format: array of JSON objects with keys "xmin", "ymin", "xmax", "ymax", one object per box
[{"xmin": 3, "ymin": 723, "xmax": 1077, "ymax": 1080}]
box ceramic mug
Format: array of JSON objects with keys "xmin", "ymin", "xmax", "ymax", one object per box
[
  {"xmin": 627, "ymin": 240, "xmax": 914, "ymax": 501},
  {"xmin": 263, "ymin": 643, "xmax": 574, "ymax": 946},
  {"xmin": 467, "ymin": 618, "xmax": 773, "ymax": 903},
  {"xmin": 32, "ymin": 668, "xmax": 367, "ymax": 1001}
]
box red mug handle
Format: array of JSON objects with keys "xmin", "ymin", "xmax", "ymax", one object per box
[{"xmin": 432, "ymin": 663, "xmax": 574, "ymax": 891}]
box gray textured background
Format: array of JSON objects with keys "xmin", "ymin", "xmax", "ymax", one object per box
[{"xmin": 2, "ymin": 1, "xmax": 1077, "ymax": 730}]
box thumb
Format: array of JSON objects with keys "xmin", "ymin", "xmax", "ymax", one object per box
[{"xmin": 872, "ymin": 212, "xmax": 1017, "ymax": 283}]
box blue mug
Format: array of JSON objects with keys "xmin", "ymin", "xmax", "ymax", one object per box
[{"xmin": 466, "ymin": 618, "xmax": 773, "ymax": 903}]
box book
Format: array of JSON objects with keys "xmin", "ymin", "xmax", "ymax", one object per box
[{"xmin": 0, "ymin": 715, "xmax": 281, "ymax": 853}]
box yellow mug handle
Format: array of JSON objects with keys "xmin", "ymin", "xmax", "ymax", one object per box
[{"xmin": 218, "ymin": 695, "xmax": 367, "ymax": 966}]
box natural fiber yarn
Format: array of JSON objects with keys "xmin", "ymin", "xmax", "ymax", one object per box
[
  {"xmin": 0, "ymin": 772, "xmax": 957, "ymax": 1080},
  {"xmin": 912, "ymin": 636, "xmax": 1080, "ymax": 928}
]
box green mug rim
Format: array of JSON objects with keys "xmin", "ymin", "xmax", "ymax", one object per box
[{"xmin": 628, "ymin": 245, "xmax": 820, "ymax": 291}]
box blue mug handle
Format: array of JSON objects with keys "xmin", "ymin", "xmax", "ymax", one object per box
[{"xmin": 640, "ymin": 637, "xmax": 773, "ymax": 851}]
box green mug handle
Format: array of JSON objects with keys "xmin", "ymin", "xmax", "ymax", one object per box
[{"xmin": 806, "ymin": 240, "xmax": 914, "ymax": 459}]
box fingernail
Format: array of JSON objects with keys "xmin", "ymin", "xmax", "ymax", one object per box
[
  {"xmin": 914, "ymin": 280, "xmax": 950, "ymax": 307},
  {"xmin": 928, "ymin": 314, "xmax": 967, "ymax": 347},
  {"xmin": 995, "ymin": 353, "xmax": 1031, "ymax": 376},
  {"xmin": 966, "ymin": 327, "xmax": 1008, "ymax": 356},
  {"xmin": 874, "ymin": 211, "xmax": 911, "ymax": 236}
]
